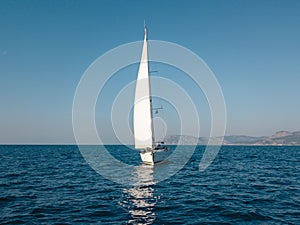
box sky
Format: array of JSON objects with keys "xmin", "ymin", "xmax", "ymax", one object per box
[{"xmin": 0, "ymin": 0, "xmax": 300, "ymax": 144}]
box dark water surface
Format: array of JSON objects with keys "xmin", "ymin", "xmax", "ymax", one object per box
[{"xmin": 0, "ymin": 145, "xmax": 299, "ymax": 224}]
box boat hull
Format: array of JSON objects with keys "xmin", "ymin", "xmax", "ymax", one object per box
[{"xmin": 140, "ymin": 149, "xmax": 168, "ymax": 165}]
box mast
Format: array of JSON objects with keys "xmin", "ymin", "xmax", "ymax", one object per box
[{"xmin": 145, "ymin": 25, "xmax": 155, "ymax": 148}]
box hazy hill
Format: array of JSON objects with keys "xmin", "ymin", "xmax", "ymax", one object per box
[{"xmin": 164, "ymin": 131, "xmax": 300, "ymax": 146}]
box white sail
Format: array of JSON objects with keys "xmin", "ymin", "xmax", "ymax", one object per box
[{"xmin": 134, "ymin": 27, "xmax": 154, "ymax": 149}]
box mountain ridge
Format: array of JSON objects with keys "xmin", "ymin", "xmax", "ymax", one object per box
[{"xmin": 164, "ymin": 131, "xmax": 300, "ymax": 146}]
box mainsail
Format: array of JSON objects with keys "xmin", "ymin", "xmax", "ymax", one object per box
[{"xmin": 133, "ymin": 27, "xmax": 154, "ymax": 149}]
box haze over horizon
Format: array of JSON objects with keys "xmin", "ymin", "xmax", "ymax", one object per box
[{"xmin": 1, "ymin": 0, "xmax": 300, "ymax": 144}]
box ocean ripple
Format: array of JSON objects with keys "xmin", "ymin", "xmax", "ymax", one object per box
[{"xmin": 0, "ymin": 145, "xmax": 299, "ymax": 224}]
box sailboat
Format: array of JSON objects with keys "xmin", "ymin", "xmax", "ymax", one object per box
[{"xmin": 133, "ymin": 25, "xmax": 169, "ymax": 165}]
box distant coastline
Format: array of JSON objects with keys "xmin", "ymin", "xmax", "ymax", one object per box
[
  {"xmin": 1, "ymin": 131, "xmax": 300, "ymax": 146},
  {"xmin": 164, "ymin": 131, "xmax": 300, "ymax": 146}
]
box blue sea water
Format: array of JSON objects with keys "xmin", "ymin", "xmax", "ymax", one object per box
[{"xmin": 0, "ymin": 145, "xmax": 299, "ymax": 224}]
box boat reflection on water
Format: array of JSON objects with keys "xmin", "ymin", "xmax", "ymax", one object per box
[{"xmin": 120, "ymin": 164, "xmax": 158, "ymax": 225}]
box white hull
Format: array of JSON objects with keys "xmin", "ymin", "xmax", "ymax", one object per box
[{"xmin": 140, "ymin": 149, "xmax": 168, "ymax": 165}]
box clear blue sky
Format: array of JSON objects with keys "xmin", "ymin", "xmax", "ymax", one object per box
[{"xmin": 1, "ymin": 0, "xmax": 300, "ymax": 143}]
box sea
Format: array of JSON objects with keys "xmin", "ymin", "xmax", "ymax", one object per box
[{"xmin": 0, "ymin": 145, "xmax": 299, "ymax": 224}]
